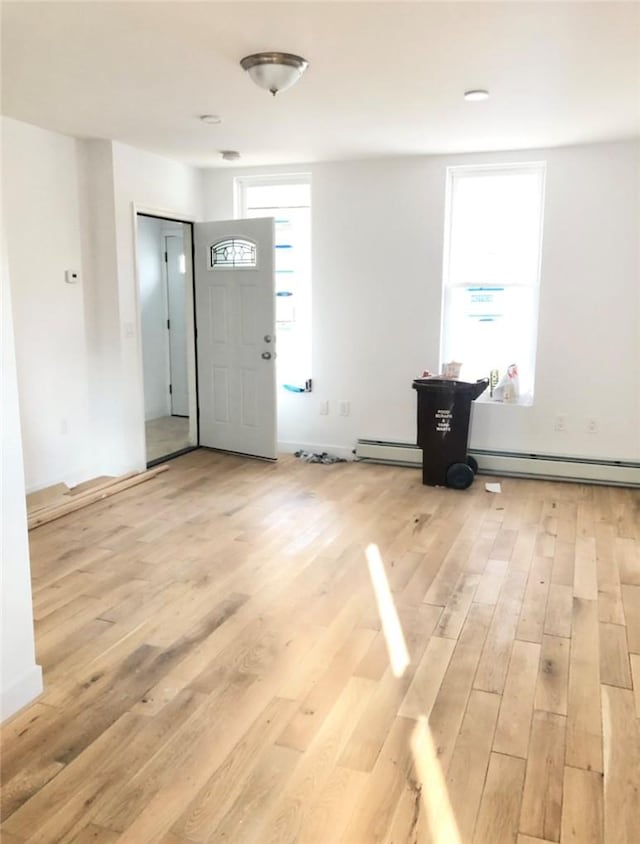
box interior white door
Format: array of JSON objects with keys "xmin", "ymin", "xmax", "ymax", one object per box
[
  {"xmin": 165, "ymin": 235, "xmax": 189, "ymax": 416},
  {"xmin": 194, "ymin": 218, "xmax": 276, "ymax": 459}
]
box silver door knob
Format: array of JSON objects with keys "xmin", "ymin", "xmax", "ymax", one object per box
[{"xmin": 261, "ymin": 351, "xmax": 272, "ymax": 360}]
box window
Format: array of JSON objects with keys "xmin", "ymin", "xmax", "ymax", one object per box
[
  {"xmin": 440, "ymin": 163, "xmax": 546, "ymax": 403},
  {"xmin": 236, "ymin": 175, "xmax": 311, "ymax": 387},
  {"xmin": 210, "ymin": 237, "xmax": 257, "ymax": 269}
]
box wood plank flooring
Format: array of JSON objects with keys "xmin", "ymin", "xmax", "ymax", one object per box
[{"xmin": 1, "ymin": 449, "xmax": 639, "ymax": 843}]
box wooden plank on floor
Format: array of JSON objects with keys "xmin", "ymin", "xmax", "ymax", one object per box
[
  {"xmin": 26, "ymin": 482, "xmax": 70, "ymax": 512},
  {"xmin": 474, "ymin": 558, "xmax": 508, "ymax": 605},
  {"xmin": 599, "ymin": 622, "xmax": 632, "ymax": 688},
  {"xmin": 298, "ymin": 766, "xmax": 368, "ymax": 844},
  {"xmin": 601, "ymin": 683, "xmax": 640, "ymax": 844},
  {"xmin": 205, "ymin": 743, "xmax": 301, "ymax": 842},
  {"xmin": 566, "ymin": 598, "xmax": 602, "ymax": 773},
  {"xmin": 535, "ymin": 634, "xmax": 570, "ymax": 716},
  {"xmin": 472, "ymin": 752, "xmax": 526, "ymax": 844},
  {"xmin": 171, "ymin": 696, "xmax": 298, "ymax": 841},
  {"xmin": 446, "ymin": 689, "xmax": 501, "ymax": 844},
  {"xmin": 337, "ymin": 604, "xmax": 442, "ymax": 773},
  {"xmin": 474, "ymin": 569, "xmax": 527, "ymax": 694},
  {"xmin": 28, "ymin": 466, "xmax": 169, "ymax": 530},
  {"xmin": 340, "ymin": 716, "xmax": 417, "ymax": 843},
  {"xmin": 574, "ymin": 536, "xmax": 598, "ymax": 600},
  {"xmin": 516, "ymin": 556, "xmax": 552, "ymax": 644},
  {"xmin": 66, "ymin": 824, "xmax": 121, "ymax": 843},
  {"xmin": 276, "ymin": 627, "xmax": 375, "ymax": 752},
  {"xmin": 493, "ymin": 639, "xmax": 540, "ymax": 759},
  {"xmin": 431, "ymin": 571, "xmax": 480, "ymax": 639},
  {"xmin": 517, "ymin": 837, "xmax": 556, "ymax": 844},
  {"xmin": 398, "ymin": 635, "xmax": 456, "ymax": 721},
  {"xmin": 560, "ymin": 766, "xmax": 603, "ymax": 844},
  {"xmin": 519, "ymin": 710, "xmax": 566, "ymax": 842},
  {"xmin": 253, "ymin": 676, "xmax": 376, "ymax": 844},
  {"xmin": 631, "ymin": 654, "xmax": 640, "ymax": 718},
  {"xmin": 427, "ymin": 603, "xmax": 494, "ymax": 775},
  {"xmin": 596, "ymin": 523, "xmax": 625, "ymax": 625},
  {"xmin": 551, "ymin": 539, "xmax": 574, "ymax": 587},
  {"xmin": 616, "ymin": 536, "xmax": 640, "ymax": 586},
  {"xmin": 621, "ymin": 584, "xmax": 640, "ymax": 653},
  {"xmin": 544, "ymin": 583, "xmax": 573, "ymax": 639}
]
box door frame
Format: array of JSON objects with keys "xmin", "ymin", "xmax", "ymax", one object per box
[{"xmin": 133, "ymin": 204, "xmax": 199, "ymax": 464}]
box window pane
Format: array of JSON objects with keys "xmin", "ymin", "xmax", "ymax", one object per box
[
  {"xmin": 441, "ymin": 163, "xmax": 545, "ymax": 403},
  {"xmin": 448, "ymin": 169, "xmax": 543, "ymax": 287},
  {"xmin": 442, "ymin": 285, "xmax": 538, "ymax": 396},
  {"xmin": 239, "ymin": 177, "xmax": 312, "ymax": 386}
]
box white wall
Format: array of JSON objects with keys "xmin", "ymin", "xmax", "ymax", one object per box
[
  {"xmin": 110, "ymin": 141, "xmax": 203, "ymax": 471},
  {"xmin": 1, "ymin": 235, "xmax": 42, "ymax": 721},
  {"xmin": 2, "ymin": 121, "xmax": 204, "ymax": 487},
  {"xmin": 2, "ymin": 118, "xmax": 93, "ymax": 491},
  {"xmin": 137, "ymin": 215, "xmax": 171, "ymax": 420},
  {"xmin": 202, "ymin": 140, "xmax": 640, "ymax": 462}
]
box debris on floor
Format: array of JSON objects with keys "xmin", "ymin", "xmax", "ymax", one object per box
[
  {"xmin": 484, "ymin": 482, "xmax": 502, "ymax": 493},
  {"xmin": 27, "ymin": 465, "xmax": 170, "ymax": 531},
  {"xmin": 294, "ymin": 450, "xmax": 346, "ymax": 464}
]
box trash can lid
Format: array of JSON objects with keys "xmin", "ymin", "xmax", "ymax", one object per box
[{"xmin": 412, "ymin": 377, "xmax": 489, "ymax": 400}]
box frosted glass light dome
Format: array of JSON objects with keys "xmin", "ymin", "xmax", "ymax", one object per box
[{"xmin": 240, "ymin": 52, "xmax": 308, "ymax": 96}]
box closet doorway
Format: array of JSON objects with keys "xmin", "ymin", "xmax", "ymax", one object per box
[{"xmin": 136, "ymin": 214, "xmax": 198, "ymax": 464}]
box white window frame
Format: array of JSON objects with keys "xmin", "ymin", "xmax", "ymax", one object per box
[
  {"xmin": 235, "ymin": 173, "xmax": 312, "ymax": 387},
  {"xmin": 440, "ymin": 161, "xmax": 546, "ymax": 403},
  {"xmin": 234, "ymin": 173, "xmax": 312, "ymax": 220}
]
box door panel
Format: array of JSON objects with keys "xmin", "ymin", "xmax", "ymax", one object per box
[{"xmin": 194, "ymin": 218, "xmax": 276, "ymax": 459}]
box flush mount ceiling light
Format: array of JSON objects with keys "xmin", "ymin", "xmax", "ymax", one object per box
[
  {"xmin": 240, "ymin": 52, "xmax": 308, "ymax": 96},
  {"xmin": 464, "ymin": 89, "xmax": 490, "ymax": 102}
]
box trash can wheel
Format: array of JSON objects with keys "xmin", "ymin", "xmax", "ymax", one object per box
[
  {"xmin": 466, "ymin": 455, "xmax": 479, "ymax": 475},
  {"xmin": 446, "ymin": 462, "xmax": 475, "ymax": 490}
]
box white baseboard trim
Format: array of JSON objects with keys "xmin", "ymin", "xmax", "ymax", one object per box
[
  {"xmin": 1, "ymin": 663, "xmax": 43, "ymax": 723},
  {"xmin": 355, "ymin": 440, "xmax": 640, "ymax": 487},
  {"xmin": 278, "ymin": 441, "xmax": 355, "ymax": 461}
]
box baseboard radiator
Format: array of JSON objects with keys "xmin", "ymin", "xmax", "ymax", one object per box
[{"xmin": 355, "ymin": 439, "xmax": 640, "ymax": 487}]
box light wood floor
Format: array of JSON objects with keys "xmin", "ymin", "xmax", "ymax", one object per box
[
  {"xmin": 2, "ymin": 450, "xmax": 639, "ymax": 843},
  {"xmin": 145, "ymin": 415, "xmax": 191, "ymax": 463}
]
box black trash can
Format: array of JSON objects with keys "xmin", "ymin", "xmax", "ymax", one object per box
[{"xmin": 412, "ymin": 377, "xmax": 489, "ymax": 489}]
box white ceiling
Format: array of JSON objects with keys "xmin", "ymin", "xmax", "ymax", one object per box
[{"xmin": 2, "ymin": 1, "xmax": 639, "ymax": 168}]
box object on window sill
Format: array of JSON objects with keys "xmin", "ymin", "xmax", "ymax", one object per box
[
  {"xmin": 442, "ymin": 361, "xmax": 463, "ymax": 379},
  {"xmin": 492, "ymin": 363, "xmax": 519, "ymax": 402},
  {"xmin": 284, "ymin": 379, "xmax": 312, "ymax": 394}
]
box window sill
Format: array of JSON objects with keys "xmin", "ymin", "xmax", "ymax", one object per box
[{"xmin": 475, "ymin": 393, "xmax": 533, "ymax": 408}]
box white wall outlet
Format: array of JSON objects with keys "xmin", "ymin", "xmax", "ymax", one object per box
[
  {"xmin": 319, "ymin": 400, "xmax": 329, "ymax": 415},
  {"xmin": 554, "ymin": 414, "xmax": 567, "ymax": 432},
  {"xmin": 587, "ymin": 417, "xmax": 598, "ymax": 434},
  {"xmin": 339, "ymin": 400, "xmax": 350, "ymax": 417},
  {"xmin": 65, "ymin": 269, "xmax": 79, "ymax": 284}
]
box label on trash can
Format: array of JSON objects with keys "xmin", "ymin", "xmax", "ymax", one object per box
[{"xmin": 435, "ymin": 409, "xmax": 452, "ymax": 432}]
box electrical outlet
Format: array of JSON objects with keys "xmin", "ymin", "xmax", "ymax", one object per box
[
  {"xmin": 319, "ymin": 400, "xmax": 329, "ymax": 415},
  {"xmin": 554, "ymin": 414, "xmax": 567, "ymax": 432},
  {"xmin": 339, "ymin": 400, "xmax": 350, "ymax": 417},
  {"xmin": 587, "ymin": 417, "xmax": 598, "ymax": 434}
]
